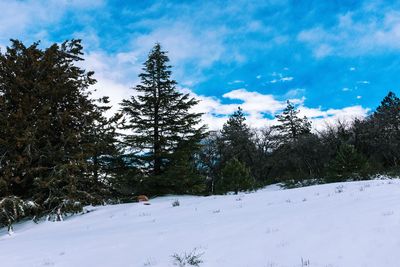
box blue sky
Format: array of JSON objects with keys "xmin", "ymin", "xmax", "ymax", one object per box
[{"xmin": 1, "ymin": 0, "xmax": 400, "ymax": 129}]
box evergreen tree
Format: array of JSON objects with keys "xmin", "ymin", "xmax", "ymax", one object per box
[
  {"xmin": 0, "ymin": 39, "xmax": 117, "ymax": 218},
  {"xmin": 354, "ymin": 91, "xmax": 400, "ymax": 168},
  {"xmin": 326, "ymin": 143, "xmax": 368, "ymax": 182},
  {"xmin": 273, "ymin": 100, "xmax": 311, "ymax": 143},
  {"xmin": 84, "ymin": 97, "xmax": 122, "ymax": 183},
  {"xmin": 268, "ymin": 101, "xmax": 316, "ymax": 183},
  {"xmin": 219, "ymin": 107, "xmax": 255, "ymax": 168},
  {"xmin": 219, "ymin": 158, "xmax": 254, "ymax": 194},
  {"xmin": 160, "ymin": 137, "xmax": 206, "ymax": 195},
  {"xmin": 120, "ymin": 43, "xmax": 206, "ymax": 193}
]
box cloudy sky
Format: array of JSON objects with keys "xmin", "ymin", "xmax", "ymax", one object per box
[{"xmin": 2, "ymin": 0, "xmax": 400, "ymax": 129}]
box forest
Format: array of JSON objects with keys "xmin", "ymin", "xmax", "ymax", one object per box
[{"xmin": 1, "ymin": 40, "xmax": 400, "ymax": 229}]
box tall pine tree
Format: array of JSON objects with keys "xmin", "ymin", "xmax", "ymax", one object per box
[{"xmin": 120, "ymin": 43, "xmax": 206, "ymax": 194}]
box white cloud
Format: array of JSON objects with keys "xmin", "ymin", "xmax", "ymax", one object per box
[
  {"xmin": 298, "ymin": 105, "xmax": 369, "ymax": 131},
  {"xmin": 357, "ymin": 80, "xmax": 370, "ymax": 84},
  {"xmin": 269, "ymin": 76, "xmax": 294, "ymax": 83},
  {"xmin": 223, "ymin": 89, "xmax": 288, "ymax": 115},
  {"xmin": 129, "ymin": 22, "xmax": 228, "ymax": 85},
  {"xmin": 284, "ymin": 88, "xmax": 305, "ymax": 98},
  {"xmin": 0, "ymin": 0, "xmax": 104, "ymax": 45},
  {"xmin": 79, "ymin": 50, "xmax": 142, "ymax": 116},
  {"xmin": 314, "ymin": 44, "xmax": 333, "ymax": 58},
  {"xmin": 298, "ymin": 11, "xmax": 400, "ymax": 58},
  {"xmin": 228, "ymin": 80, "xmax": 244, "ymax": 84},
  {"xmin": 133, "ymin": 24, "xmax": 225, "ymax": 68},
  {"xmin": 281, "ymin": 77, "xmax": 294, "ymax": 82},
  {"xmin": 181, "ymin": 87, "xmax": 369, "ymax": 131}
]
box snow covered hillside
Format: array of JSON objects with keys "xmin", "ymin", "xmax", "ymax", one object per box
[{"xmin": 1, "ymin": 179, "xmax": 400, "ymax": 267}]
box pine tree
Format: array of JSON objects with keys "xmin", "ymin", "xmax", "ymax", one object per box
[
  {"xmin": 84, "ymin": 97, "xmax": 122, "ymax": 183},
  {"xmin": 120, "ymin": 43, "xmax": 206, "ymax": 193},
  {"xmin": 326, "ymin": 143, "xmax": 368, "ymax": 182},
  {"xmin": 273, "ymin": 100, "xmax": 311, "ymax": 143},
  {"xmin": 373, "ymin": 92, "xmax": 400, "ymax": 167},
  {"xmin": 375, "ymin": 91, "xmax": 400, "ymax": 122},
  {"xmin": 219, "ymin": 107, "xmax": 255, "ymax": 166},
  {"xmin": 0, "ymin": 39, "xmax": 117, "ymax": 218},
  {"xmin": 160, "ymin": 137, "xmax": 206, "ymax": 195},
  {"xmin": 219, "ymin": 158, "xmax": 254, "ymax": 194},
  {"xmin": 354, "ymin": 91, "xmax": 400, "ymax": 168}
]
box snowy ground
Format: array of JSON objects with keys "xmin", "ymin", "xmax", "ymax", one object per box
[{"xmin": 1, "ymin": 179, "xmax": 400, "ymax": 267}]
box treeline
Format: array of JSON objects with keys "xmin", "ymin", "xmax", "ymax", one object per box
[
  {"xmin": 203, "ymin": 92, "xmax": 400, "ymax": 191},
  {"xmin": 0, "ymin": 40, "xmax": 399, "ymax": 229}
]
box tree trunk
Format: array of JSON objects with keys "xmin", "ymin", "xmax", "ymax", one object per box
[{"xmin": 153, "ymin": 82, "xmax": 161, "ymax": 175}]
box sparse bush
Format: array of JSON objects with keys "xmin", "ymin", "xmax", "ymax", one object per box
[
  {"xmin": 281, "ymin": 178, "xmax": 322, "ymax": 189},
  {"xmin": 143, "ymin": 257, "xmax": 157, "ymax": 266},
  {"xmin": 172, "ymin": 199, "xmax": 180, "ymax": 207},
  {"xmin": 335, "ymin": 185, "xmax": 344, "ymax": 193},
  {"xmin": 0, "ymin": 196, "xmax": 38, "ymax": 233},
  {"xmin": 45, "ymin": 199, "xmax": 83, "ymax": 222},
  {"xmin": 301, "ymin": 258, "xmax": 310, "ymax": 266},
  {"xmin": 172, "ymin": 249, "xmax": 204, "ymax": 267}
]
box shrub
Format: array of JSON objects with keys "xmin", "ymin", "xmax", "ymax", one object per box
[
  {"xmin": 0, "ymin": 196, "xmax": 38, "ymax": 233},
  {"xmin": 172, "ymin": 249, "xmax": 204, "ymax": 267},
  {"xmin": 218, "ymin": 158, "xmax": 254, "ymax": 194},
  {"xmin": 172, "ymin": 199, "xmax": 180, "ymax": 207}
]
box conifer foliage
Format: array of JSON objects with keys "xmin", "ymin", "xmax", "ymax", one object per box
[
  {"xmin": 0, "ymin": 40, "xmax": 117, "ymax": 226},
  {"xmin": 355, "ymin": 92, "xmax": 400, "ymax": 168},
  {"xmin": 273, "ymin": 100, "xmax": 311, "ymax": 142},
  {"xmin": 219, "ymin": 107, "xmax": 254, "ymax": 164},
  {"xmin": 219, "ymin": 158, "xmax": 254, "ymax": 194},
  {"xmin": 326, "ymin": 143, "xmax": 368, "ymax": 182},
  {"xmin": 120, "ymin": 44, "xmax": 206, "ymax": 193}
]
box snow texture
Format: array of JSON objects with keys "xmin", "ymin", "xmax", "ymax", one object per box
[{"xmin": 1, "ymin": 179, "xmax": 400, "ymax": 267}]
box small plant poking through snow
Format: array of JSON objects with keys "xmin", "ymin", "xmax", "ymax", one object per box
[
  {"xmin": 335, "ymin": 185, "xmax": 344, "ymax": 194},
  {"xmin": 301, "ymin": 258, "xmax": 310, "ymax": 266},
  {"xmin": 172, "ymin": 249, "xmax": 204, "ymax": 267},
  {"xmin": 172, "ymin": 200, "xmax": 180, "ymax": 207},
  {"xmin": 143, "ymin": 257, "xmax": 157, "ymax": 266},
  {"xmin": 382, "ymin": 211, "xmax": 394, "ymax": 216}
]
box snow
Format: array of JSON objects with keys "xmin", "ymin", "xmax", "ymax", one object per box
[{"xmin": 1, "ymin": 179, "xmax": 400, "ymax": 267}]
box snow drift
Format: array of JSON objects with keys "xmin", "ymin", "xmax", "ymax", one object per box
[{"xmin": 1, "ymin": 179, "xmax": 400, "ymax": 267}]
